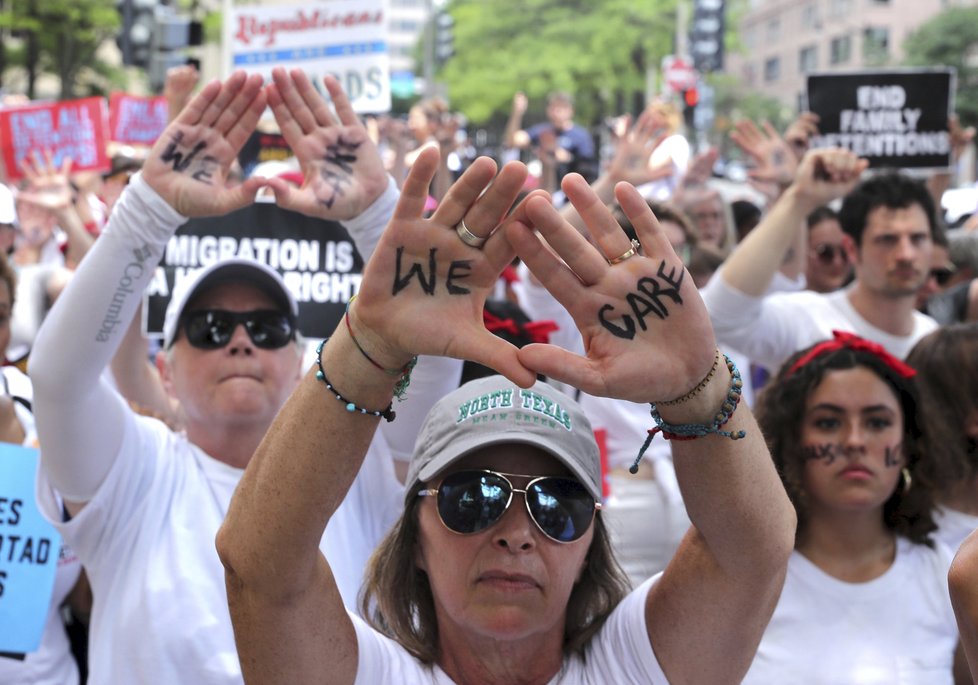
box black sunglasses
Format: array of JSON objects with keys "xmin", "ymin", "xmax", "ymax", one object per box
[
  {"xmin": 814, "ymin": 243, "xmax": 848, "ymax": 265},
  {"xmin": 418, "ymin": 469, "xmax": 600, "ymax": 544},
  {"xmin": 930, "ymin": 267, "xmax": 955, "ymax": 286},
  {"xmin": 179, "ymin": 309, "xmax": 295, "ymax": 350}
]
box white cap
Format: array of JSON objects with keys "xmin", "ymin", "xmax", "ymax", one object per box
[
  {"xmin": 162, "ymin": 258, "xmax": 298, "ymax": 348},
  {"xmin": 0, "ymin": 184, "xmax": 16, "ymax": 225}
]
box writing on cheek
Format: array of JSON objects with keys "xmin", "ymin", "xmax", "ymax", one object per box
[
  {"xmin": 598, "ymin": 261, "xmax": 685, "ymax": 340},
  {"xmin": 159, "ymin": 131, "xmax": 217, "ymax": 185},
  {"xmin": 884, "ymin": 444, "xmax": 903, "ymax": 468},
  {"xmin": 319, "ymin": 136, "xmax": 362, "ymax": 209},
  {"xmin": 392, "ymin": 247, "xmax": 472, "ymax": 296},
  {"xmin": 801, "ymin": 443, "xmax": 846, "ymax": 465}
]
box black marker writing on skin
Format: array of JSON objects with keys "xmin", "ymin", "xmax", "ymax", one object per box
[
  {"xmin": 160, "ymin": 132, "xmax": 206, "ymax": 173},
  {"xmin": 392, "ymin": 247, "xmax": 474, "ymax": 297},
  {"xmin": 598, "ymin": 261, "xmax": 685, "ymax": 339},
  {"xmin": 320, "ymin": 136, "xmax": 361, "ymax": 209},
  {"xmin": 801, "ymin": 443, "xmax": 846, "ymax": 465},
  {"xmin": 884, "ymin": 444, "xmax": 902, "ymax": 468}
]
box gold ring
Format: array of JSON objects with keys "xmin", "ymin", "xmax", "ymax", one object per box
[
  {"xmin": 455, "ymin": 219, "xmax": 487, "ymax": 248},
  {"xmin": 607, "ymin": 239, "xmax": 642, "ymax": 265}
]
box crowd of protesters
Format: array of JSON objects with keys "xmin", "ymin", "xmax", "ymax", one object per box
[{"xmin": 3, "ymin": 60, "xmax": 978, "ymax": 685}]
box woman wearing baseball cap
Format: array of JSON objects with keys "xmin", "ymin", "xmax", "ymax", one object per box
[{"xmin": 218, "ymin": 142, "xmax": 796, "ymax": 683}]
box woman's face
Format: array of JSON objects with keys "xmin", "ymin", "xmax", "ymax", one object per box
[
  {"xmin": 415, "ymin": 444, "xmax": 593, "ymax": 647},
  {"xmin": 688, "ymin": 194, "xmax": 725, "ymax": 248},
  {"xmin": 806, "ymin": 218, "xmax": 851, "ymax": 293},
  {"xmin": 799, "ymin": 367, "xmax": 905, "ymax": 516}
]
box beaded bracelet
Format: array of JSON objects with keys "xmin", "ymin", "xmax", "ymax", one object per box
[
  {"xmin": 345, "ymin": 296, "xmax": 418, "ymax": 400},
  {"xmin": 628, "ymin": 353, "xmax": 747, "ymax": 474},
  {"xmin": 656, "ymin": 347, "xmax": 721, "ymax": 407},
  {"xmin": 315, "ymin": 339, "xmax": 396, "ymax": 422}
]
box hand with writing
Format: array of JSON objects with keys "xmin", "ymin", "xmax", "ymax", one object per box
[
  {"xmin": 142, "ymin": 71, "xmax": 268, "ymax": 217},
  {"xmin": 730, "ymin": 119, "xmax": 798, "ymax": 188},
  {"xmin": 350, "ymin": 148, "xmax": 536, "ymax": 387},
  {"xmin": 264, "ymin": 68, "xmax": 389, "ymax": 221},
  {"xmin": 605, "ymin": 109, "xmax": 669, "ymax": 187},
  {"xmin": 679, "ymin": 147, "xmax": 719, "ymax": 189},
  {"xmin": 18, "ymin": 150, "xmax": 74, "ymax": 213},
  {"xmin": 506, "ymin": 174, "xmax": 716, "ymax": 404},
  {"xmin": 790, "ymin": 148, "xmax": 868, "ymax": 211}
]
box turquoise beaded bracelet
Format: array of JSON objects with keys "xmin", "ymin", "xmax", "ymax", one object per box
[{"xmin": 315, "ymin": 339, "xmax": 396, "ymax": 422}]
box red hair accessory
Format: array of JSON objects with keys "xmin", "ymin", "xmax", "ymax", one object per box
[
  {"xmin": 483, "ymin": 310, "xmax": 558, "ymax": 345},
  {"xmin": 786, "ymin": 330, "xmax": 916, "ymax": 379}
]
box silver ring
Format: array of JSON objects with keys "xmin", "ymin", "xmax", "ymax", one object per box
[
  {"xmin": 455, "ymin": 219, "xmax": 487, "ymax": 249},
  {"xmin": 607, "ymin": 239, "xmax": 642, "ymax": 266}
]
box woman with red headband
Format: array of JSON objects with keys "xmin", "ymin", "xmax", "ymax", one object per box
[{"xmin": 743, "ymin": 330, "xmax": 966, "ymax": 684}]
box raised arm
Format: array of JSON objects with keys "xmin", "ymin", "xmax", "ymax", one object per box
[
  {"xmin": 30, "ymin": 72, "xmax": 267, "ymax": 513},
  {"xmin": 717, "ymin": 148, "xmax": 866, "ymax": 297},
  {"xmin": 217, "ymin": 150, "xmax": 535, "ymax": 684},
  {"xmin": 506, "ymin": 173, "xmax": 797, "ymax": 684}
]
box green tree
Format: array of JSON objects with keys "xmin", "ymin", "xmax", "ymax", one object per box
[
  {"xmin": 0, "ymin": 0, "xmax": 122, "ymax": 98},
  {"xmin": 435, "ymin": 0, "xmax": 679, "ymax": 127},
  {"xmin": 903, "ymin": 6, "xmax": 978, "ymax": 128}
]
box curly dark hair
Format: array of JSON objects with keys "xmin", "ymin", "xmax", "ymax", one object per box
[
  {"xmin": 906, "ymin": 323, "xmax": 978, "ymax": 495},
  {"xmin": 837, "ymin": 172, "xmax": 938, "ymax": 247},
  {"xmin": 359, "ymin": 483, "xmax": 630, "ymax": 664},
  {"xmin": 754, "ymin": 342, "xmax": 937, "ymax": 547}
]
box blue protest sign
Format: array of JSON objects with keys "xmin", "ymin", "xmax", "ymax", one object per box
[{"xmin": 0, "ymin": 443, "xmax": 61, "ymax": 654}]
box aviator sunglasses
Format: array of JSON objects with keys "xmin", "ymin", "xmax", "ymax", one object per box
[
  {"xmin": 179, "ymin": 309, "xmax": 295, "ymax": 350},
  {"xmin": 418, "ymin": 469, "xmax": 601, "ymax": 543}
]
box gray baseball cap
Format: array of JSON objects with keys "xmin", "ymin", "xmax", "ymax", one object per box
[
  {"xmin": 162, "ymin": 258, "xmax": 298, "ymax": 348},
  {"xmin": 405, "ymin": 375, "xmax": 602, "ymax": 501}
]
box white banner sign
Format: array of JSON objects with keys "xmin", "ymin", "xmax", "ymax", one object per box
[{"xmin": 230, "ymin": 1, "xmax": 391, "ymax": 113}]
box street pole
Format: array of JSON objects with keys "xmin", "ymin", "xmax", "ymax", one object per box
[{"xmin": 423, "ymin": 0, "xmax": 435, "ymax": 98}]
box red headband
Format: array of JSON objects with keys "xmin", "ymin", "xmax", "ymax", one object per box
[{"xmin": 786, "ymin": 330, "xmax": 916, "ymax": 379}]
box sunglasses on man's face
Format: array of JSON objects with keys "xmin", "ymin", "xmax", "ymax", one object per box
[
  {"xmin": 179, "ymin": 309, "xmax": 295, "ymax": 350},
  {"xmin": 418, "ymin": 469, "xmax": 600, "ymax": 544},
  {"xmin": 814, "ymin": 243, "xmax": 848, "ymax": 265}
]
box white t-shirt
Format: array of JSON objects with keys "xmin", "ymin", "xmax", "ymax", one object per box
[
  {"xmin": 637, "ymin": 134, "xmax": 691, "ymax": 202},
  {"xmin": 352, "ymin": 576, "xmax": 668, "ymax": 684},
  {"xmin": 35, "ymin": 414, "xmax": 402, "ymax": 685},
  {"xmin": 742, "ymin": 540, "xmax": 959, "ymax": 685},
  {"xmin": 933, "ymin": 506, "xmax": 978, "ymax": 556},
  {"xmin": 702, "ymin": 275, "xmax": 939, "ymax": 371}
]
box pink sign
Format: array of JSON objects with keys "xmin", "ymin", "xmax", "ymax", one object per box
[
  {"xmin": 109, "ymin": 92, "xmax": 168, "ymax": 145},
  {"xmin": 0, "ymin": 97, "xmax": 109, "ymax": 182}
]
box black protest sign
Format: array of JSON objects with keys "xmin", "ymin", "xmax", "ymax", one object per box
[
  {"xmin": 805, "ymin": 69, "xmax": 955, "ymax": 169},
  {"xmin": 143, "ymin": 201, "xmax": 364, "ymax": 341}
]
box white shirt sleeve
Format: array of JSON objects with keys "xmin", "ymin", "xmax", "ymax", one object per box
[{"xmin": 29, "ymin": 173, "xmax": 186, "ymax": 501}]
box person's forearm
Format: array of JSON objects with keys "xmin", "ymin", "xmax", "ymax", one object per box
[
  {"xmin": 721, "ymin": 185, "xmax": 815, "ymax": 297},
  {"xmin": 110, "ymin": 304, "xmax": 180, "ymax": 425},
  {"xmin": 950, "ymin": 529, "xmax": 978, "ymax": 684},
  {"xmin": 503, "ymin": 110, "xmax": 524, "ymax": 149},
  {"xmin": 339, "ymin": 175, "xmax": 398, "ymax": 263},
  {"xmin": 661, "ymin": 362, "xmax": 796, "ymax": 576},
  {"xmin": 30, "ymin": 174, "xmax": 185, "ymax": 501},
  {"xmin": 218, "ymin": 323, "xmax": 400, "ymax": 594}
]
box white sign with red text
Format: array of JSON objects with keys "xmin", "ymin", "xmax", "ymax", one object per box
[{"xmin": 230, "ymin": 0, "xmax": 390, "ymax": 113}]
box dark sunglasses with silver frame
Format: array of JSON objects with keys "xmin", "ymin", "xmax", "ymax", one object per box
[{"xmin": 418, "ymin": 468, "xmax": 601, "ymax": 544}]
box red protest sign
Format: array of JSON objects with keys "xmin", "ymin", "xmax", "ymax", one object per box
[
  {"xmin": 0, "ymin": 97, "xmax": 110, "ymax": 182},
  {"xmin": 108, "ymin": 92, "xmax": 168, "ymax": 146}
]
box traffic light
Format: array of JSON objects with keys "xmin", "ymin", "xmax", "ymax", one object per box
[
  {"xmin": 434, "ymin": 11, "xmax": 455, "ymax": 66},
  {"xmin": 683, "ymin": 87, "xmax": 699, "ymax": 130},
  {"xmin": 116, "ymin": 0, "xmax": 157, "ymax": 68},
  {"xmin": 147, "ymin": 6, "xmax": 193, "ymax": 92},
  {"xmin": 690, "ymin": 0, "xmax": 725, "ymax": 73}
]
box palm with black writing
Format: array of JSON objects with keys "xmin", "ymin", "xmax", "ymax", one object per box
[
  {"xmin": 142, "ymin": 71, "xmax": 268, "ymax": 217},
  {"xmin": 350, "ymin": 148, "xmax": 536, "ymax": 388},
  {"xmin": 264, "ymin": 68, "xmax": 388, "ymax": 221},
  {"xmin": 507, "ymin": 174, "xmax": 717, "ymax": 404}
]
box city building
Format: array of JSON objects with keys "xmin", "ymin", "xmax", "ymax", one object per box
[{"xmin": 727, "ymin": 0, "xmax": 978, "ymax": 107}]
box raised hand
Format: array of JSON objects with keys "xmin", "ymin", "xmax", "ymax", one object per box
[
  {"xmin": 507, "ymin": 174, "xmax": 717, "ymax": 403},
  {"xmin": 605, "ymin": 109, "xmax": 669, "ymax": 187},
  {"xmin": 142, "ymin": 71, "xmax": 268, "ymax": 217},
  {"xmin": 730, "ymin": 119, "xmax": 797, "ymax": 188},
  {"xmin": 350, "ymin": 148, "xmax": 536, "ymax": 387},
  {"xmin": 783, "ymin": 111, "xmax": 820, "ymax": 161},
  {"xmin": 164, "ymin": 64, "xmax": 201, "ymax": 122},
  {"xmin": 264, "ymin": 68, "xmax": 389, "ymax": 220},
  {"xmin": 18, "ymin": 149, "xmax": 73, "ymax": 212},
  {"xmin": 791, "ymin": 148, "xmax": 868, "ymax": 209}
]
